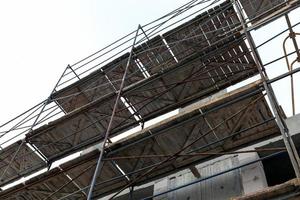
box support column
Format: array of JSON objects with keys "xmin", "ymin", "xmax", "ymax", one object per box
[{"xmin": 87, "ymin": 25, "xmax": 141, "ymax": 200}]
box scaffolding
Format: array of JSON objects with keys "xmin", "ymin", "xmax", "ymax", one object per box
[{"xmin": 0, "ymin": 0, "xmax": 300, "ymax": 199}]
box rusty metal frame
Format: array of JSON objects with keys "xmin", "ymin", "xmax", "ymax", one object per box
[
  {"xmin": 234, "ymin": 0, "xmax": 300, "ymax": 178},
  {"xmin": 0, "ymin": 0, "xmax": 300, "ymax": 199},
  {"xmin": 0, "ymin": 95, "xmax": 278, "ymax": 199}
]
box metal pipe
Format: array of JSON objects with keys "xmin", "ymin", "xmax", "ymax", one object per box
[
  {"xmin": 60, "ymin": 0, "xmax": 219, "ymax": 85},
  {"xmin": 0, "ymin": 101, "xmax": 45, "ymax": 140},
  {"xmin": 104, "ymin": 148, "xmax": 286, "ymax": 160},
  {"xmin": 67, "ymin": 0, "xmax": 208, "ymax": 69},
  {"xmin": 282, "ymin": 34, "xmax": 295, "ymax": 115},
  {"xmin": 0, "ymin": 100, "xmax": 45, "ymax": 129},
  {"xmin": 86, "ymin": 26, "xmax": 141, "ymax": 200},
  {"xmin": 267, "ymin": 66, "xmax": 300, "ymax": 84},
  {"xmin": 285, "ymin": 14, "xmax": 300, "ymax": 59},
  {"xmin": 256, "ymin": 21, "xmax": 300, "ymax": 49},
  {"xmin": 284, "ymin": 14, "xmax": 300, "ymax": 116},
  {"xmin": 234, "ymin": 0, "xmax": 300, "ymax": 177}
]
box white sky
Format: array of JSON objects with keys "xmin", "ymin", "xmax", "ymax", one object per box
[
  {"xmin": 0, "ymin": 0, "xmax": 188, "ymax": 124},
  {"xmin": 0, "ymin": 0, "xmax": 299, "ymax": 131}
]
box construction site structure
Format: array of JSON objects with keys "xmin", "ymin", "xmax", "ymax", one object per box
[{"xmin": 0, "ymin": 0, "xmax": 300, "ymax": 199}]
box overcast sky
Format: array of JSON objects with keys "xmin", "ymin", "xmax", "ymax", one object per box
[
  {"xmin": 0, "ymin": 0, "xmax": 299, "ymax": 125},
  {"xmin": 0, "ymin": 0, "xmax": 188, "ymax": 124}
]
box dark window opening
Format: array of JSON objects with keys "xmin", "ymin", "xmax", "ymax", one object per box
[{"xmin": 261, "ymin": 151, "xmax": 296, "ymax": 186}]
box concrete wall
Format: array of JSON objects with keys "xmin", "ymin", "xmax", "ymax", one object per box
[
  {"xmin": 153, "ymin": 156, "xmax": 243, "ymax": 200},
  {"xmin": 286, "ymin": 113, "xmax": 300, "ymax": 136}
]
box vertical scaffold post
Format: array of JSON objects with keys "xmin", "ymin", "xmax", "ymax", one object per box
[
  {"xmin": 284, "ymin": 14, "xmax": 300, "ymax": 116},
  {"xmin": 233, "ymin": 0, "xmax": 300, "ymax": 178},
  {"xmin": 87, "ymin": 25, "xmax": 140, "ymax": 200}
]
